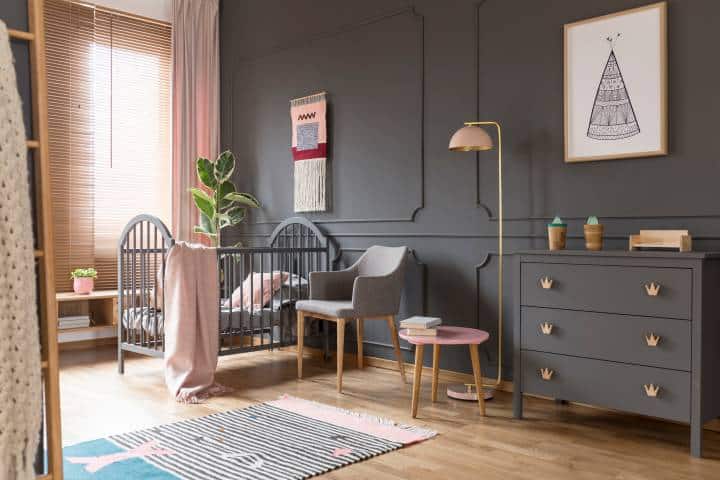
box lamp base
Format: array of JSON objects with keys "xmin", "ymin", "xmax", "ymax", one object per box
[{"xmin": 446, "ymin": 383, "xmax": 494, "ymax": 401}]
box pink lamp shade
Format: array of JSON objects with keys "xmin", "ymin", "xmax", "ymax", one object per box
[{"xmin": 448, "ymin": 125, "xmax": 494, "ymax": 152}]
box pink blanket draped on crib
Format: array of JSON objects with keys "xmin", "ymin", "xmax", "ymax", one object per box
[{"xmin": 163, "ymin": 242, "xmax": 232, "ymax": 403}]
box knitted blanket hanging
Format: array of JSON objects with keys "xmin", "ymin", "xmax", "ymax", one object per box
[
  {"xmin": 291, "ymin": 92, "xmax": 327, "ymax": 212},
  {"xmin": 0, "ymin": 20, "xmax": 42, "ymax": 480}
]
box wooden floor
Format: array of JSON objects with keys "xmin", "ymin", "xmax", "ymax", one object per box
[{"xmin": 60, "ymin": 347, "xmax": 720, "ymax": 479}]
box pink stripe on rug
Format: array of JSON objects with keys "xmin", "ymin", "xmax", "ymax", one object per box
[{"xmin": 268, "ymin": 395, "xmax": 437, "ymax": 445}]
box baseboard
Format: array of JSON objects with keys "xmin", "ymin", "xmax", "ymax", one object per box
[{"xmin": 284, "ymin": 345, "xmax": 513, "ymax": 392}]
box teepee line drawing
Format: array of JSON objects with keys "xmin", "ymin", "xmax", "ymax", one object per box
[{"xmin": 587, "ymin": 33, "xmax": 640, "ymax": 141}]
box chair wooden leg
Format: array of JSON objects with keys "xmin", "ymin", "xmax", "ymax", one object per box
[
  {"xmin": 411, "ymin": 344, "xmax": 424, "ymax": 418},
  {"xmin": 387, "ymin": 315, "xmax": 406, "ymax": 383},
  {"xmin": 469, "ymin": 344, "xmax": 486, "ymax": 416},
  {"xmin": 297, "ymin": 310, "xmax": 305, "ymax": 379},
  {"xmin": 356, "ymin": 318, "xmax": 364, "ymax": 369},
  {"xmin": 336, "ymin": 318, "xmax": 346, "ymax": 393},
  {"xmin": 431, "ymin": 344, "xmax": 440, "ymax": 403}
]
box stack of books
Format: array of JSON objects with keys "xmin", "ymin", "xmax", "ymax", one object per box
[
  {"xmin": 400, "ymin": 316, "xmax": 442, "ymax": 336},
  {"xmin": 58, "ymin": 315, "xmax": 91, "ymax": 330}
]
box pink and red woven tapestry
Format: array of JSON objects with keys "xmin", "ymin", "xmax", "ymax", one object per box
[{"xmin": 291, "ymin": 92, "xmax": 327, "ymax": 212}]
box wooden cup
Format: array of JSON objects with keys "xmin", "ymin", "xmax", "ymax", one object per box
[
  {"xmin": 547, "ymin": 225, "xmax": 567, "ymax": 250},
  {"xmin": 584, "ymin": 224, "xmax": 604, "ymax": 251}
]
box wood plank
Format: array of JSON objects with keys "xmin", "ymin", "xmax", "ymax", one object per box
[
  {"xmin": 28, "ymin": 0, "xmax": 63, "ymax": 477},
  {"xmin": 9, "ymin": 28, "xmax": 35, "ymax": 41},
  {"xmin": 56, "ymin": 289, "xmax": 119, "ymax": 301}
]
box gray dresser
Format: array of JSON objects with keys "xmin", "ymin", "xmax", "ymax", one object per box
[{"xmin": 512, "ymin": 250, "xmax": 720, "ymax": 457}]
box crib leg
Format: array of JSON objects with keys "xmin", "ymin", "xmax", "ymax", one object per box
[{"xmin": 118, "ymin": 346, "xmax": 125, "ymax": 374}]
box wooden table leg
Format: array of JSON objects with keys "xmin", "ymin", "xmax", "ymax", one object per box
[
  {"xmin": 337, "ymin": 318, "xmax": 346, "ymax": 393},
  {"xmin": 356, "ymin": 318, "xmax": 364, "ymax": 369},
  {"xmin": 411, "ymin": 344, "xmax": 424, "ymax": 418},
  {"xmin": 469, "ymin": 344, "xmax": 486, "ymax": 416},
  {"xmin": 297, "ymin": 311, "xmax": 305, "ymax": 379},
  {"xmin": 387, "ymin": 315, "xmax": 406, "ymax": 383},
  {"xmin": 431, "ymin": 344, "xmax": 440, "ymax": 402}
]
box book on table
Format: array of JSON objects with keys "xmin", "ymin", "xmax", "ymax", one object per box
[
  {"xmin": 399, "ymin": 316, "xmax": 442, "ymax": 329},
  {"xmin": 404, "ymin": 328, "xmax": 438, "ymax": 336}
]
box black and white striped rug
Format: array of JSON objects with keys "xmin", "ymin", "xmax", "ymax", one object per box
[{"xmin": 64, "ymin": 396, "xmax": 436, "ymax": 480}]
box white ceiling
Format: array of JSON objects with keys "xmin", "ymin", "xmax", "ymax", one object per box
[{"xmin": 92, "ymin": 0, "xmax": 172, "ymax": 22}]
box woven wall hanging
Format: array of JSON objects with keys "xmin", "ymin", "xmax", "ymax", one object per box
[{"xmin": 291, "ymin": 92, "xmax": 327, "ymax": 212}]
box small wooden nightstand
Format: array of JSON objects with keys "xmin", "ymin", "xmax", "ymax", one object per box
[{"xmin": 56, "ymin": 290, "xmax": 118, "ymax": 349}]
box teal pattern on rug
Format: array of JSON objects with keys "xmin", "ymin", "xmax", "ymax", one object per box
[
  {"xmin": 62, "ymin": 402, "xmax": 405, "ymax": 479},
  {"xmin": 63, "ymin": 438, "xmax": 177, "ymax": 479}
]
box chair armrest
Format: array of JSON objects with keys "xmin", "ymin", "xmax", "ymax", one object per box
[
  {"xmin": 351, "ymin": 274, "xmax": 403, "ymax": 318},
  {"xmin": 309, "ymin": 269, "xmax": 356, "ymax": 300}
]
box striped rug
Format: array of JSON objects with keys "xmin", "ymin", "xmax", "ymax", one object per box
[{"xmin": 63, "ymin": 395, "xmax": 436, "ymax": 479}]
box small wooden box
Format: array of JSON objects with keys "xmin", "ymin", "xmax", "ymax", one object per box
[{"xmin": 629, "ymin": 230, "xmax": 692, "ymax": 252}]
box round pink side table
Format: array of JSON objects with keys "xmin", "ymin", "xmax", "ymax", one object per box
[{"xmin": 399, "ymin": 326, "xmax": 490, "ymax": 418}]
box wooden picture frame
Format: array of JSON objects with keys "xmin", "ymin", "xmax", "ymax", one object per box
[{"xmin": 564, "ymin": 1, "xmax": 667, "ymax": 163}]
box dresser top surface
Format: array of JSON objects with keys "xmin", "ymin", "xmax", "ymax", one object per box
[{"xmin": 514, "ymin": 249, "xmax": 720, "ymax": 260}]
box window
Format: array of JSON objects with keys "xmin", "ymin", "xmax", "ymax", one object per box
[{"xmin": 45, "ymin": 0, "xmax": 171, "ymax": 291}]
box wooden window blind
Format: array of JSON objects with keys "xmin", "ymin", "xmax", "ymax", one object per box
[{"xmin": 45, "ymin": 0, "xmax": 171, "ymax": 292}]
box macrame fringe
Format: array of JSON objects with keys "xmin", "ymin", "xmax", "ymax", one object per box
[
  {"xmin": 294, "ymin": 158, "xmax": 326, "ymax": 212},
  {"xmin": 272, "ymin": 394, "xmax": 437, "ymax": 443}
]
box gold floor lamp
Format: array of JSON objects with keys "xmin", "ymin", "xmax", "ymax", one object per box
[{"xmin": 448, "ymin": 121, "xmax": 503, "ymax": 401}]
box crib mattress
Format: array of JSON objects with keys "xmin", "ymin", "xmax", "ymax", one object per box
[{"xmin": 122, "ymin": 302, "xmax": 294, "ymax": 336}]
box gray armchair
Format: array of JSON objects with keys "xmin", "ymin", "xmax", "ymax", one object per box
[{"xmin": 296, "ymin": 245, "xmax": 408, "ymax": 392}]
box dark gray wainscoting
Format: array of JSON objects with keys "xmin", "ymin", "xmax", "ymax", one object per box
[{"xmin": 220, "ymin": 0, "xmax": 720, "ymax": 379}]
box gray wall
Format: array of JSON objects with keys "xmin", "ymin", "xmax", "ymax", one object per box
[
  {"xmin": 1, "ymin": 0, "xmax": 32, "ymax": 136},
  {"xmin": 221, "ymin": 0, "xmax": 720, "ymax": 379}
]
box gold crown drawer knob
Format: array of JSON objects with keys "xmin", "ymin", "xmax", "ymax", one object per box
[
  {"xmin": 645, "ymin": 333, "xmax": 661, "ymax": 347},
  {"xmin": 644, "ymin": 282, "xmax": 661, "ymax": 296},
  {"xmin": 540, "ymin": 368, "xmax": 554, "ymax": 380},
  {"xmin": 644, "ymin": 384, "xmax": 660, "ymax": 397},
  {"xmin": 540, "ymin": 322, "xmax": 554, "ymax": 335},
  {"xmin": 540, "ymin": 276, "xmax": 553, "ymax": 289}
]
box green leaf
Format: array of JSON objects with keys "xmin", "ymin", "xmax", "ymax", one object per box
[
  {"xmin": 216, "ymin": 181, "xmax": 236, "ymax": 211},
  {"xmin": 226, "ymin": 206, "xmax": 247, "ymax": 225},
  {"xmin": 196, "ymin": 157, "xmax": 216, "ymax": 189},
  {"xmin": 223, "ymin": 192, "xmax": 260, "ymax": 209},
  {"xmin": 199, "ymin": 212, "xmax": 216, "ymax": 234},
  {"xmin": 216, "ymin": 212, "xmax": 231, "ymax": 229},
  {"xmin": 214, "ymin": 150, "xmax": 235, "ymax": 183},
  {"xmin": 193, "ymin": 225, "xmax": 217, "ymax": 237},
  {"xmin": 190, "ymin": 188, "xmax": 215, "ymax": 220}
]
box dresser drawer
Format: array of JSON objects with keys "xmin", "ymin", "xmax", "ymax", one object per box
[
  {"xmin": 521, "ymin": 307, "xmax": 691, "ymax": 371},
  {"xmin": 521, "ymin": 262, "xmax": 692, "ymax": 319},
  {"xmin": 521, "ymin": 351, "xmax": 690, "ymax": 422}
]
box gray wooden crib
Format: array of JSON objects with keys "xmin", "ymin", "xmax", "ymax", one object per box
[{"xmin": 117, "ymin": 215, "xmax": 330, "ymax": 373}]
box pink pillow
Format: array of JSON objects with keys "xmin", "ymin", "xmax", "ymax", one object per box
[{"xmin": 224, "ymin": 271, "xmax": 289, "ymax": 310}]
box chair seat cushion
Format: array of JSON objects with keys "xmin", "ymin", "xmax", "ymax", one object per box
[{"xmin": 296, "ymin": 300, "xmax": 355, "ymax": 318}]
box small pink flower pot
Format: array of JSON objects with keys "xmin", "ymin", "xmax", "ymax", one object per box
[{"xmin": 73, "ymin": 277, "xmax": 94, "ymax": 294}]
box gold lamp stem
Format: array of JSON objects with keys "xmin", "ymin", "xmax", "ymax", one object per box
[{"xmin": 464, "ymin": 121, "xmax": 503, "ymax": 389}]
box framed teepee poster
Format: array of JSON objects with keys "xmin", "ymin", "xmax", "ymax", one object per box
[{"xmin": 564, "ymin": 2, "xmax": 667, "ymax": 163}]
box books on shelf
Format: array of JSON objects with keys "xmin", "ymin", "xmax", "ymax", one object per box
[
  {"xmin": 400, "ymin": 316, "xmax": 442, "ymax": 337},
  {"xmin": 58, "ymin": 315, "xmax": 91, "ymax": 330}
]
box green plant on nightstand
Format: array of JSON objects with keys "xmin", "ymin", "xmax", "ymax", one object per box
[
  {"xmin": 191, "ymin": 150, "xmax": 260, "ymax": 246},
  {"xmin": 70, "ymin": 268, "xmax": 97, "ymax": 294}
]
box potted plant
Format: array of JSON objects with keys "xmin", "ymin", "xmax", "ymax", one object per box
[
  {"xmin": 547, "ymin": 216, "xmax": 567, "ymax": 251},
  {"xmin": 584, "ymin": 216, "xmax": 604, "ymax": 251},
  {"xmin": 70, "ymin": 268, "xmax": 97, "ymax": 294},
  {"xmin": 191, "ymin": 150, "xmax": 260, "ymax": 246}
]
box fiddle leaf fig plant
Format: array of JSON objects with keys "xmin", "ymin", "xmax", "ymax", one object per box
[{"xmin": 191, "ymin": 150, "xmax": 260, "ymax": 246}]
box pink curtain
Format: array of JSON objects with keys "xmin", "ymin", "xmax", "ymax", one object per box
[{"xmin": 172, "ymin": 0, "xmax": 220, "ymax": 242}]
